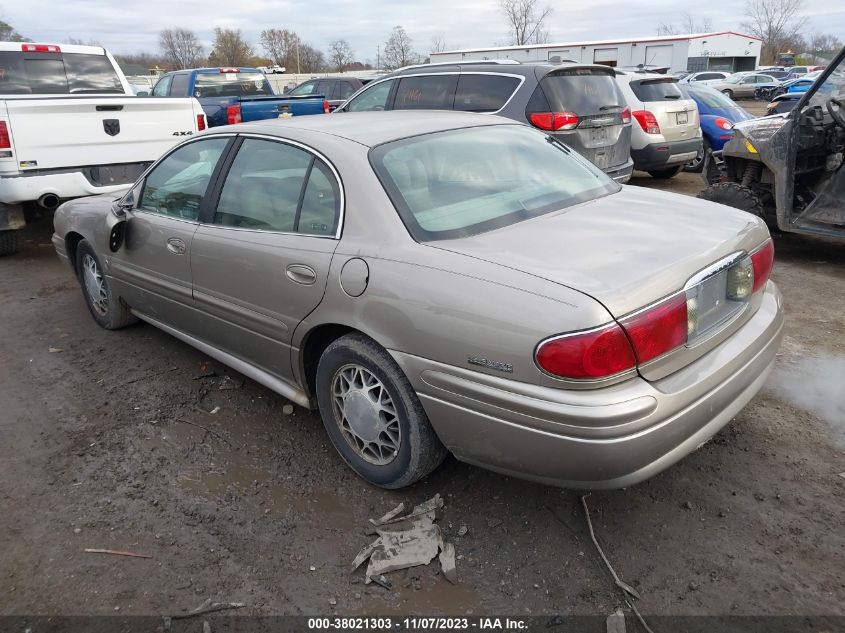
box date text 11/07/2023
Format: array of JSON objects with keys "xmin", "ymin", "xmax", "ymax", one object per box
[{"xmin": 307, "ymin": 617, "xmax": 530, "ymax": 631}]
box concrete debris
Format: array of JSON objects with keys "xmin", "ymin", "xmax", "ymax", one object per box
[
  {"xmin": 352, "ymin": 494, "xmax": 457, "ymax": 586},
  {"xmin": 218, "ymin": 376, "xmax": 243, "ymax": 391},
  {"xmin": 457, "ymin": 524, "xmax": 469, "ymax": 537},
  {"xmin": 606, "ymin": 609, "xmax": 626, "ymax": 633},
  {"xmin": 282, "ymin": 404, "xmax": 295, "ymax": 415},
  {"xmin": 209, "ymin": 406, "xmax": 221, "ymax": 415}
]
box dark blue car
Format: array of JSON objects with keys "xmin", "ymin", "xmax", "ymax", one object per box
[{"xmin": 680, "ymin": 84, "xmax": 755, "ymax": 173}]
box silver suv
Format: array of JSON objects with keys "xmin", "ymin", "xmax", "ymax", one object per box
[
  {"xmin": 615, "ymin": 71, "xmax": 702, "ymax": 179},
  {"xmin": 334, "ymin": 60, "xmax": 634, "ymax": 183}
]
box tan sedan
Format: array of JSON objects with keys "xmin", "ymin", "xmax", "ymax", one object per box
[{"xmin": 52, "ymin": 112, "xmax": 783, "ymax": 489}]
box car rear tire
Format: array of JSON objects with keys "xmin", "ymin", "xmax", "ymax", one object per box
[
  {"xmin": 316, "ymin": 333, "xmax": 447, "ymax": 489},
  {"xmin": 684, "ymin": 140, "xmax": 711, "ymax": 174},
  {"xmin": 75, "ymin": 239, "xmax": 137, "ymax": 330},
  {"xmin": 0, "ymin": 230, "xmax": 19, "ymax": 256},
  {"xmin": 648, "ymin": 166, "xmax": 682, "ymax": 179},
  {"xmin": 697, "ymin": 182, "xmax": 764, "ymax": 218}
]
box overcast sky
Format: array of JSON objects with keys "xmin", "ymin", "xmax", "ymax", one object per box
[{"xmin": 5, "ymin": 0, "xmax": 845, "ymax": 61}]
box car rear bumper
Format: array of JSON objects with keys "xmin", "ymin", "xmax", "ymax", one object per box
[
  {"xmin": 391, "ymin": 282, "xmax": 783, "ymax": 489},
  {"xmin": 632, "ymin": 137, "xmax": 702, "ymax": 171},
  {"xmin": 605, "ymin": 158, "xmax": 634, "ymax": 183},
  {"xmin": 0, "ymin": 166, "xmax": 142, "ymax": 204}
]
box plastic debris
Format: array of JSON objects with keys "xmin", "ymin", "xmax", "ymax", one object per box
[{"xmin": 351, "ymin": 494, "xmax": 457, "ymax": 586}]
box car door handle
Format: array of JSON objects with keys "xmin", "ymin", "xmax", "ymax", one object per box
[
  {"xmin": 166, "ymin": 237, "xmax": 186, "ymax": 255},
  {"xmin": 285, "ymin": 264, "xmax": 317, "ymax": 285}
]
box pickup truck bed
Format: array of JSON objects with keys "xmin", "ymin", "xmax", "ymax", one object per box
[{"xmin": 153, "ymin": 67, "xmax": 329, "ymax": 127}]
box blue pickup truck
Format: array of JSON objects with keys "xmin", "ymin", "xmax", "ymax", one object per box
[{"xmin": 150, "ymin": 67, "xmax": 328, "ymax": 127}]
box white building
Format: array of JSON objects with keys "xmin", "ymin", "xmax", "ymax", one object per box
[{"xmin": 430, "ymin": 31, "xmax": 762, "ymax": 74}]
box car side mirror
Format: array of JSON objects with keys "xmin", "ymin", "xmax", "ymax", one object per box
[{"xmin": 108, "ymin": 189, "xmax": 137, "ymax": 252}]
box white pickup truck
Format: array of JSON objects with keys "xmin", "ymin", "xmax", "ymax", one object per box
[{"xmin": 0, "ymin": 42, "xmax": 207, "ymax": 255}]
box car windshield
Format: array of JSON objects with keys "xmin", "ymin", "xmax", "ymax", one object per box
[
  {"xmin": 370, "ymin": 125, "xmax": 619, "ymax": 242},
  {"xmin": 685, "ymin": 86, "xmax": 738, "ymax": 109},
  {"xmin": 194, "ymin": 71, "xmax": 273, "ymax": 98},
  {"xmin": 803, "ymin": 52, "xmax": 845, "ymax": 112}
]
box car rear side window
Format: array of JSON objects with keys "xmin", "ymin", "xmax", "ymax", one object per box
[
  {"xmin": 193, "ymin": 72, "xmax": 273, "ymax": 98},
  {"xmin": 169, "ymin": 73, "xmax": 189, "ymax": 96},
  {"xmin": 0, "ymin": 51, "xmax": 122, "ymax": 94},
  {"xmin": 534, "ymin": 69, "xmax": 623, "ymax": 115},
  {"xmin": 214, "ymin": 138, "xmax": 340, "ymax": 236},
  {"xmin": 393, "ymin": 75, "xmax": 458, "ymax": 110},
  {"xmin": 337, "ymin": 81, "xmax": 357, "ymax": 100},
  {"xmin": 139, "ymin": 138, "xmax": 230, "ymax": 221},
  {"xmin": 345, "ymin": 79, "xmax": 394, "ymax": 112},
  {"xmin": 371, "ymin": 125, "xmax": 618, "ymax": 241},
  {"xmin": 454, "ymin": 74, "xmax": 520, "ymax": 112},
  {"xmin": 629, "ymin": 78, "xmax": 683, "ymax": 101}
]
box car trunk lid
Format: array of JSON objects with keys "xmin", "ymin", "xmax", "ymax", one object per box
[
  {"xmin": 429, "ymin": 186, "xmax": 771, "ymax": 378},
  {"xmin": 630, "ymin": 77, "xmax": 698, "ymax": 142},
  {"xmin": 528, "ymin": 67, "xmax": 631, "ymax": 171}
]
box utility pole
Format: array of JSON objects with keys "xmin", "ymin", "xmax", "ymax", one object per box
[
  {"xmin": 377, "ymin": 45, "xmax": 380, "ymax": 72},
  {"xmin": 296, "ymin": 41, "xmax": 301, "ymax": 74}
]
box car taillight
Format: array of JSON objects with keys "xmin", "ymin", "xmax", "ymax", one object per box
[
  {"xmin": 632, "ymin": 110, "xmax": 660, "ymax": 134},
  {"xmin": 536, "ymin": 324, "xmax": 636, "ymax": 379},
  {"xmin": 196, "ymin": 114, "xmax": 206, "ymax": 131},
  {"xmin": 619, "ymin": 293, "xmax": 688, "ymax": 364},
  {"xmin": 528, "ymin": 111, "xmax": 580, "ymax": 131},
  {"xmin": 714, "ymin": 117, "xmax": 733, "ymax": 131},
  {"xmin": 22, "ymin": 44, "xmax": 60, "ymax": 53},
  {"xmin": 0, "ymin": 122, "xmax": 10, "ymax": 150},
  {"xmin": 621, "ymin": 106, "xmax": 631, "ymax": 124},
  {"xmin": 323, "ymin": 99, "xmax": 330, "ymax": 114},
  {"xmin": 227, "ymin": 104, "xmax": 242, "ymax": 125},
  {"xmin": 750, "ymin": 239, "xmax": 774, "ymax": 293}
]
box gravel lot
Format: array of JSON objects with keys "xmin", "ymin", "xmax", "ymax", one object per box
[{"xmin": 1, "ymin": 107, "xmax": 844, "ymax": 619}]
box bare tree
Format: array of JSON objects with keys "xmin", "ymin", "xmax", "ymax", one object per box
[
  {"xmin": 260, "ymin": 28, "xmax": 301, "ymax": 69},
  {"xmin": 329, "ymin": 39, "xmax": 354, "ymax": 71},
  {"xmin": 431, "ymin": 34, "xmax": 448, "ymax": 53},
  {"xmin": 298, "ymin": 44, "xmax": 326, "ymax": 73},
  {"xmin": 742, "ymin": 0, "xmax": 807, "ymax": 64},
  {"xmin": 159, "ymin": 28, "xmax": 204, "ymax": 70},
  {"xmin": 209, "ymin": 27, "xmax": 253, "ymax": 67},
  {"xmin": 809, "ymin": 33, "xmax": 843, "ymax": 60},
  {"xmin": 383, "ymin": 26, "xmax": 416, "ymax": 70},
  {"xmin": 657, "ymin": 13, "xmax": 714, "ymax": 36},
  {"xmin": 64, "ymin": 37, "xmax": 102, "ymax": 46},
  {"xmin": 499, "ymin": 0, "xmax": 552, "ymax": 46}
]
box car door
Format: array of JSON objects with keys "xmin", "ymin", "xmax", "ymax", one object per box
[
  {"xmin": 108, "ymin": 136, "xmax": 232, "ymax": 330},
  {"xmin": 339, "ymin": 79, "xmax": 396, "ymax": 112},
  {"xmin": 190, "ymin": 136, "xmax": 342, "ymax": 381},
  {"xmin": 738, "ymin": 75, "xmax": 758, "ymax": 97}
]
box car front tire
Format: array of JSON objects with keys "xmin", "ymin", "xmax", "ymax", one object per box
[
  {"xmin": 316, "ymin": 333, "xmax": 447, "ymax": 489},
  {"xmin": 75, "ymin": 239, "xmax": 137, "ymax": 330},
  {"xmin": 683, "ymin": 140, "xmax": 711, "ymax": 174},
  {"xmin": 722, "ymin": 89, "xmax": 734, "ymax": 99}
]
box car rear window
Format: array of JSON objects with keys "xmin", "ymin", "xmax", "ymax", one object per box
[
  {"xmin": 534, "ymin": 69, "xmax": 622, "ymax": 115},
  {"xmin": 454, "ymin": 74, "xmax": 520, "ymax": 112},
  {"xmin": 194, "ymin": 71, "xmax": 274, "ymax": 98},
  {"xmin": 629, "ymin": 78, "xmax": 683, "ymax": 101},
  {"xmin": 0, "ymin": 51, "xmax": 123, "ymax": 94},
  {"xmin": 370, "ymin": 125, "xmax": 618, "ymax": 242},
  {"xmin": 393, "ymin": 75, "xmax": 457, "ymax": 110}
]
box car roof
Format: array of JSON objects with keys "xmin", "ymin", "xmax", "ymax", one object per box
[
  {"xmin": 387, "ymin": 60, "xmax": 614, "ymax": 78},
  {"xmin": 216, "ymin": 111, "xmax": 516, "ymax": 147}
]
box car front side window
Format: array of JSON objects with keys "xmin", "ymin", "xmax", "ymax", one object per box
[
  {"xmin": 139, "ymin": 138, "xmax": 229, "ymax": 221},
  {"xmin": 213, "ymin": 138, "xmax": 340, "ymax": 236},
  {"xmin": 152, "ymin": 75, "xmax": 172, "ymax": 97}
]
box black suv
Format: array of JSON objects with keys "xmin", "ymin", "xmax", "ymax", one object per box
[
  {"xmin": 288, "ymin": 77, "xmax": 365, "ymax": 111},
  {"xmin": 334, "ymin": 60, "xmax": 633, "ymax": 182}
]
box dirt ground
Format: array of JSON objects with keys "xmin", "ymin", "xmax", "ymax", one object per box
[{"xmin": 2, "ymin": 122, "xmax": 844, "ymax": 620}]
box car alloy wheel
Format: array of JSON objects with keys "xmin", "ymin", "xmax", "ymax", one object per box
[
  {"xmin": 331, "ymin": 363, "xmax": 401, "ymax": 466},
  {"xmin": 82, "ymin": 253, "xmax": 109, "ymax": 316}
]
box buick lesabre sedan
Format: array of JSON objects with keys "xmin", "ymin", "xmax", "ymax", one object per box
[{"xmin": 52, "ymin": 112, "xmax": 783, "ymax": 489}]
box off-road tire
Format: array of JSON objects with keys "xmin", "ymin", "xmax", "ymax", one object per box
[
  {"xmin": 648, "ymin": 166, "xmax": 682, "ymax": 179},
  {"xmin": 0, "ymin": 230, "xmax": 19, "ymax": 256},
  {"xmin": 697, "ymin": 182, "xmax": 764, "ymax": 218},
  {"xmin": 75, "ymin": 239, "xmax": 137, "ymax": 330},
  {"xmin": 316, "ymin": 333, "xmax": 447, "ymax": 489}
]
